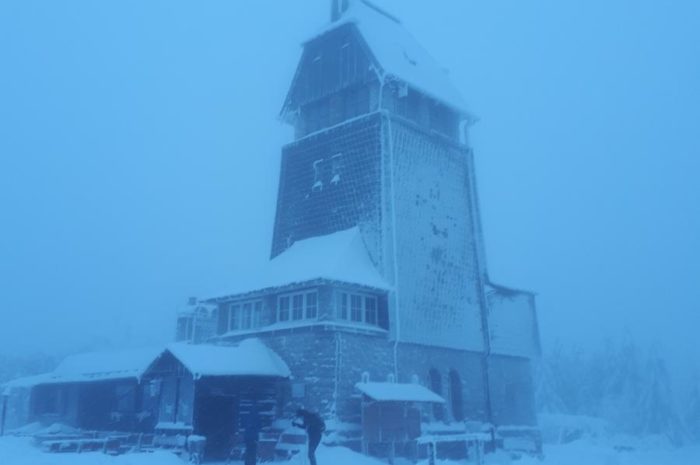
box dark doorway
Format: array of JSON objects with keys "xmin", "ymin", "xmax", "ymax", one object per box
[
  {"xmin": 429, "ymin": 369, "xmax": 444, "ymax": 421},
  {"xmin": 195, "ymin": 394, "xmax": 237, "ymax": 460},
  {"xmin": 449, "ymin": 370, "xmax": 464, "ymax": 421}
]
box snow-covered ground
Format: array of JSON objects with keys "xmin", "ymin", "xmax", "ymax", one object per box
[
  {"xmin": 0, "ymin": 436, "xmax": 183, "ymax": 465},
  {"xmin": 520, "ymin": 439, "xmax": 700, "ymax": 465},
  {"xmin": 1, "ymin": 436, "xmax": 700, "ymax": 465}
]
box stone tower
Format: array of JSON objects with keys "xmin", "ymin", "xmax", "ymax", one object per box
[
  {"xmin": 203, "ymin": 0, "xmax": 540, "ymax": 437},
  {"xmin": 275, "ymin": 0, "xmax": 487, "ymax": 353}
]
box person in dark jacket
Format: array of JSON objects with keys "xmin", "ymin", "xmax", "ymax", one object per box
[
  {"xmin": 241, "ymin": 408, "xmax": 261, "ymax": 465},
  {"xmin": 292, "ymin": 408, "xmax": 325, "ymax": 465}
]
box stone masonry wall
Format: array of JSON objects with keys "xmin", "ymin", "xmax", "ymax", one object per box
[
  {"xmin": 396, "ymin": 342, "xmax": 489, "ymax": 423},
  {"xmin": 223, "ymin": 327, "xmax": 491, "ymax": 426},
  {"xmin": 488, "ymin": 354, "xmax": 537, "ymax": 426},
  {"xmin": 385, "ymin": 117, "xmax": 485, "ymax": 352}
]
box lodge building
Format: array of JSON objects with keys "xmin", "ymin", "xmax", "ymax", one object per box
[{"xmin": 3, "ymin": 1, "xmax": 541, "ymax": 461}]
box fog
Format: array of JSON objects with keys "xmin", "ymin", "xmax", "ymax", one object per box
[{"xmin": 0, "ymin": 0, "xmax": 698, "ymax": 381}]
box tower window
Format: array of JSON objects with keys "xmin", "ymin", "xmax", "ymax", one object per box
[
  {"xmin": 310, "ymin": 54, "xmax": 323, "ymax": 91},
  {"xmin": 330, "ymin": 153, "xmax": 342, "ymax": 185},
  {"xmin": 312, "ymin": 159, "xmax": 324, "ymax": 192},
  {"xmin": 345, "ymin": 86, "xmax": 369, "ymax": 119},
  {"xmin": 340, "ymin": 42, "xmax": 352, "ymax": 84}
]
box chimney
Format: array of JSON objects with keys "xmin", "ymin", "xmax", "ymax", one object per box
[{"xmin": 331, "ymin": 0, "xmax": 350, "ymax": 22}]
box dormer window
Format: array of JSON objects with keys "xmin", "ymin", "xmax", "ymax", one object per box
[
  {"xmin": 338, "ymin": 291, "xmax": 379, "ymax": 326},
  {"xmin": 228, "ymin": 300, "xmax": 263, "ymax": 332},
  {"xmin": 278, "ymin": 290, "xmax": 319, "ymax": 323}
]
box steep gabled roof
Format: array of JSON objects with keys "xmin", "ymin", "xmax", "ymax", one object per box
[
  {"xmin": 165, "ymin": 339, "xmax": 290, "ymax": 379},
  {"xmin": 207, "ymin": 227, "xmax": 389, "ymax": 300},
  {"xmin": 304, "ymin": 0, "xmax": 469, "ymax": 114}
]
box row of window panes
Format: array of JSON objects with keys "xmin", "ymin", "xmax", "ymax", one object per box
[
  {"xmin": 229, "ymin": 301, "xmax": 263, "ymax": 331},
  {"xmin": 278, "ymin": 292, "xmax": 318, "ymax": 322},
  {"xmin": 338, "ymin": 292, "xmax": 378, "ymax": 325}
]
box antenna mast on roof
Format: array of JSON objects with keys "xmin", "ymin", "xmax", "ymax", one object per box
[{"xmin": 330, "ymin": 0, "xmax": 350, "ymax": 21}]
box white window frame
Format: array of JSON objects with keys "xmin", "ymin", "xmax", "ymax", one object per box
[
  {"xmin": 277, "ymin": 290, "xmax": 319, "ymax": 323},
  {"xmin": 228, "ymin": 300, "xmax": 263, "ymax": 332},
  {"xmin": 278, "ymin": 295, "xmax": 291, "ymax": 322},
  {"xmin": 337, "ymin": 291, "xmax": 379, "ymax": 326}
]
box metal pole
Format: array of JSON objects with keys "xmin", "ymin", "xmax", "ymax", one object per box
[{"xmin": 1, "ymin": 394, "xmax": 8, "ymax": 436}]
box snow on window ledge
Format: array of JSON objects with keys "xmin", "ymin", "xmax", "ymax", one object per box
[{"xmin": 217, "ymin": 319, "xmax": 388, "ymax": 340}]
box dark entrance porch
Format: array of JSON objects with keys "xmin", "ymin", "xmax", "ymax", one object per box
[{"xmin": 145, "ymin": 341, "xmax": 290, "ymax": 461}]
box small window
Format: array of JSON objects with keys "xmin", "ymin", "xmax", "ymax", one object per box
[
  {"xmin": 339, "ymin": 292, "xmax": 350, "ymax": 320},
  {"xmin": 229, "ymin": 304, "xmax": 240, "ymax": 331},
  {"xmin": 306, "ymin": 292, "xmax": 318, "ymax": 319},
  {"xmin": 148, "ymin": 379, "xmax": 161, "ymax": 397},
  {"xmin": 330, "ymin": 153, "xmax": 342, "ymax": 186},
  {"xmin": 350, "ymin": 295, "xmax": 362, "ymax": 322},
  {"xmin": 312, "ymin": 159, "xmax": 324, "ymax": 192},
  {"xmin": 365, "ymin": 297, "xmax": 377, "ymax": 325},
  {"xmin": 310, "ymin": 54, "xmax": 323, "ymax": 90},
  {"xmin": 292, "ymin": 294, "xmax": 304, "ymax": 320},
  {"xmin": 241, "ymin": 302, "xmax": 252, "ymax": 329},
  {"xmin": 340, "ymin": 42, "xmax": 353, "ymax": 84},
  {"xmin": 279, "ymin": 296, "xmax": 290, "ymax": 322},
  {"xmin": 253, "ymin": 301, "xmax": 263, "ymax": 328}
]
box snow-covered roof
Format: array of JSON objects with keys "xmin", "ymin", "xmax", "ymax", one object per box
[
  {"xmin": 209, "ymin": 227, "xmax": 389, "ymax": 299},
  {"xmin": 46, "ymin": 347, "xmax": 164, "ymax": 384},
  {"xmin": 165, "ymin": 339, "xmax": 291, "ymax": 379},
  {"xmin": 355, "ymin": 382, "xmax": 445, "ymax": 403},
  {"xmin": 309, "ymin": 0, "xmax": 469, "ymax": 114},
  {"xmin": 2, "ymin": 373, "xmax": 54, "ymax": 394},
  {"xmin": 1, "ymin": 349, "xmax": 162, "ymax": 389}
]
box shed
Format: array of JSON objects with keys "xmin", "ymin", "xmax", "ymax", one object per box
[
  {"xmin": 356, "ymin": 381, "xmax": 444, "ymax": 458},
  {"xmin": 144, "ymin": 339, "xmax": 290, "ymax": 460},
  {"xmin": 24, "ymin": 347, "xmax": 163, "ymax": 432}
]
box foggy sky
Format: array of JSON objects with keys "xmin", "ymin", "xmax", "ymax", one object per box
[{"xmin": 0, "ymin": 1, "xmax": 698, "ymax": 369}]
